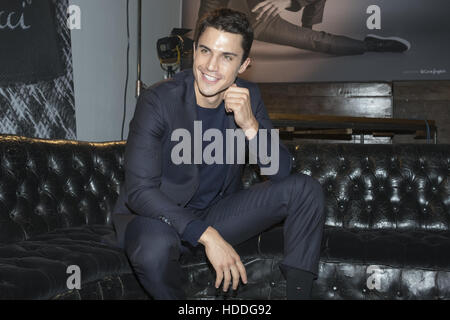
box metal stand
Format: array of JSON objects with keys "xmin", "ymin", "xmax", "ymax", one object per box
[{"xmin": 136, "ymin": 0, "xmax": 147, "ymax": 98}]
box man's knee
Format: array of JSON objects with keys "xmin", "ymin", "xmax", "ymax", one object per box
[
  {"xmin": 124, "ymin": 217, "xmax": 180, "ymax": 272},
  {"xmin": 286, "ymin": 173, "xmax": 325, "ymax": 212}
]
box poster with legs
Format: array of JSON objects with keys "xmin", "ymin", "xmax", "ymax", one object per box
[{"xmin": 182, "ymin": 0, "xmax": 450, "ymax": 82}]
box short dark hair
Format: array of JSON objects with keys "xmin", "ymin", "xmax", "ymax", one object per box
[{"xmin": 194, "ymin": 8, "xmax": 254, "ymax": 64}]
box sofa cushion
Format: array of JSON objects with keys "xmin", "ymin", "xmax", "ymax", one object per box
[
  {"xmin": 0, "ymin": 225, "xmax": 133, "ymax": 299},
  {"xmin": 257, "ymin": 225, "xmax": 450, "ymax": 270},
  {"xmin": 322, "ymin": 227, "xmax": 450, "ymax": 269}
]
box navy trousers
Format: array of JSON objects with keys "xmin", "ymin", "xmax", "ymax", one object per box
[{"xmin": 124, "ymin": 172, "xmax": 326, "ymax": 299}]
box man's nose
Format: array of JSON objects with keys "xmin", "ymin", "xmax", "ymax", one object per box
[{"xmin": 206, "ymin": 55, "xmax": 219, "ymax": 72}]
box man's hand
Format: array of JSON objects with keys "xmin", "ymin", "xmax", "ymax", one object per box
[
  {"xmin": 251, "ymin": 0, "xmax": 291, "ymax": 21},
  {"xmin": 199, "ymin": 226, "xmax": 248, "ymax": 292},
  {"xmin": 224, "ymin": 84, "xmax": 259, "ymax": 140}
]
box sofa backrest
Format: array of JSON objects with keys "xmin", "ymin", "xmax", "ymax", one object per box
[
  {"xmin": 285, "ymin": 143, "xmax": 450, "ymax": 232},
  {"xmin": 0, "ymin": 135, "xmax": 124, "ymax": 244},
  {"xmin": 1, "ymin": 135, "xmax": 449, "ymax": 244}
]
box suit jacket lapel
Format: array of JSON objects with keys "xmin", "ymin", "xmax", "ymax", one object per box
[{"xmin": 183, "ymin": 72, "xmax": 200, "ymax": 189}]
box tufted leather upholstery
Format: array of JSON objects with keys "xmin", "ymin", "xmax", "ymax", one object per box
[{"xmin": 0, "ymin": 134, "xmax": 449, "ymax": 299}]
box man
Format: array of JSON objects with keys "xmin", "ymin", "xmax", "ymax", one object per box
[
  {"xmin": 197, "ymin": 0, "xmax": 411, "ymax": 55},
  {"xmin": 112, "ymin": 8, "xmax": 325, "ymax": 300}
]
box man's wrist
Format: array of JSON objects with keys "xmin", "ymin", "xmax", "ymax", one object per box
[
  {"xmin": 244, "ymin": 118, "xmax": 259, "ymax": 140},
  {"xmin": 198, "ymin": 226, "xmax": 216, "ymax": 246},
  {"xmin": 182, "ymin": 220, "xmax": 210, "ymax": 247}
]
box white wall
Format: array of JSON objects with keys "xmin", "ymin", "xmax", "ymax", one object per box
[{"xmin": 69, "ymin": 0, "xmax": 182, "ymax": 142}]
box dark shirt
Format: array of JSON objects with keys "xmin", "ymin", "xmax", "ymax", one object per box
[{"xmin": 181, "ymin": 101, "xmax": 230, "ymax": 247}]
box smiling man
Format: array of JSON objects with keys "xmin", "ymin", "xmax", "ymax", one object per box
[{"xmin": 112, "ymin": 8, "xmax": 326, "ymax": 300}]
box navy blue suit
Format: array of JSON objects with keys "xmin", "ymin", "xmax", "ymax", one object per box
[{"xmin": 112, "ymin": 69, "xmax": 325, "ymax": 299}]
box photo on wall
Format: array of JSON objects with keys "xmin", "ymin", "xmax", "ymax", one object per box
[{"xmin": 182, "ymin": 0, "xmax": 450, "ymax": 82}]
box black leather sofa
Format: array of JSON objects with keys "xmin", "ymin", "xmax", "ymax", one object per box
[{"xmin": 0, "ymin": 134, "xmax": 449, "ymax": 300}]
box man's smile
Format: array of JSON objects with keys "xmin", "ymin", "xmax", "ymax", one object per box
[{"xmin": 200, "ymin": 70, "xmax": 222, "ymax": 84}]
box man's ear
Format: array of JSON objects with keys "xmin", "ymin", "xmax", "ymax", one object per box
[{"xmin": 238, "ymin": 57, "xmax": 251, "ymax": 74}]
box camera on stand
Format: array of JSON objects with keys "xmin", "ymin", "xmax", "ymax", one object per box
[{"xmin": 157, "ymin": 28, "xmax": 193, "ymax": 79}]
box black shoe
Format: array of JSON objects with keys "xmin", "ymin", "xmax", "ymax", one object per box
[{"xmin": 364, "ymin": 34, "xmax": 411, "ymax": 52}]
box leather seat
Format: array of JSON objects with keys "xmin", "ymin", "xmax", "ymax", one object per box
[
  {"xmin": 0, "ymin": 134, "xmax": 449, "ymax": 299},
  {"xmin": 0, "ymin": 225, "xmax": 133, "ymax": 299}
]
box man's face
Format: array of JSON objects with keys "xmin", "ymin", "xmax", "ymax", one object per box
[{"xmin": 193, "ymin": 27, "xmax": 251, "ymax": 106}]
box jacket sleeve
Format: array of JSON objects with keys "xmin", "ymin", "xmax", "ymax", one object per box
[
  {"xmin": 246, "ymin": 84, "xmax": 293, "ymax": 181},
  {"xmin": 124, "ymin": 88, "xmax": 200, "ymax": 237}
]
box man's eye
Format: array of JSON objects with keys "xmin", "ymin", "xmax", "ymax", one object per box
[
  {"xmin": 201, "ymin": 49, "xmax": 208, "ymax": 53},
  {"xmin": 224, "ymin": 56, "xmax": 233, "ymax": 61}
]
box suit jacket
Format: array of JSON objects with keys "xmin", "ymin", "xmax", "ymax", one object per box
[{"xmin": 111, "ymin": 69, "xmax": 292, "ymax": 248}]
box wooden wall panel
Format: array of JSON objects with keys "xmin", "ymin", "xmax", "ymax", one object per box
[
  {"xmin": 393, "ymin": 81, "xmax": 450, "ymax": 101},
  {"xmin": 393, "ymin": 81, "xmax": 450, "ymax": 144},
  {"xmin": 259, "ymin": 82, "xmax": 393, "ymax": 144},
  {"xmin": 259, "ymin": 83, "xmax": 393, "ymax": 118},
  {"xmin": 259, "ymin": 81, "xmax": 450, "ymax": 144}
]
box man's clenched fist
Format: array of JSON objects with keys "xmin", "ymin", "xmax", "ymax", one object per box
[{"xmin": 224, "ymin": 84, "xmax": 259, "ymax": 140}]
